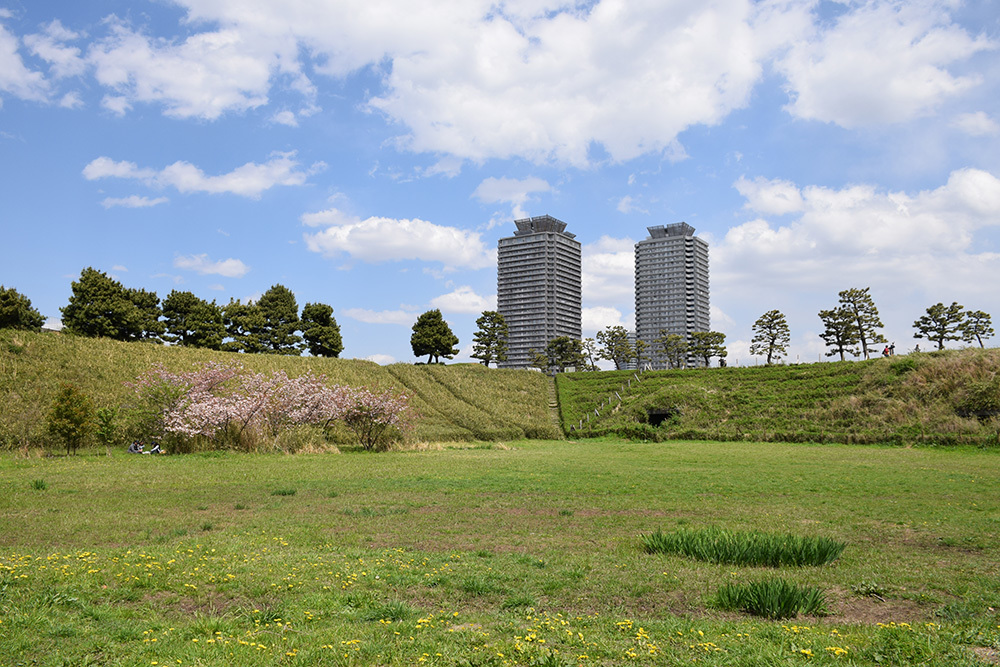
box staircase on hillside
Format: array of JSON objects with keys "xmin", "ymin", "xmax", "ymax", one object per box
[{"xmin": 547, "ymin": 377, "xmax": 563, "ymax": 435}]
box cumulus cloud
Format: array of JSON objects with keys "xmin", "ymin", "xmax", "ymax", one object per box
[
  {"xmin": 343, "ymin": 308, "xmax": 415, "ymax": 326},
  {"xmin": 582, "ymin": 235, "xmax": 635, "ymax": 305},
  {"xmin": 429, "ymin": 286, "xmax": 496, "ymax": 314},
  {"xmin": 952, "ymin": 111, "xmax": 999, "ymax": 137},
  {"xmin": 173, "ymin": 254, "xmax": 249, "ymax": 278},
  {"xmin": 302, "ymin": 208, "xmax": 495, "ymax": 269},
  {"xmin": 472, "ymin": 177, "xmax": 551, "ymax": 218},
  {"xmin": 87, "ymin": 17, "xmax": 290, "ymax": 120},
  {"xmin": 776, "ymin": 1, "xmax": 995, "ymax": 127},
  {"xmin": 715, "ymin": 168, "xmax": 1000, "ymax": 297},
  {"xmin": 582, "ymin": 306, "xmax": 627, "ymax": 336},
  {"xmin": 83, "ymin": 151, "xmax": 317, "ymax": 198},
  {"xmin": 24, "ymin": 20, "xmax": 86, "ymax": 79},
  {"xmin": 0, "ymin": 21, "xmax": 49, "ymax": 102},
  {"xmin": 735, "ymin": 175, "xmax": 804, "ymax": 215},
  {"xmin": 364, "ymin": 353, "xmax": 396, "ymax": 364},
  {"xmin": 101, "ymin": 195, "xmax": 168, "ymax": 209}
]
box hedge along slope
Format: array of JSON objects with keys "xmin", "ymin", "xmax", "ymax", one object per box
[
  {"xmin": 556, "ymin": 348, "xmax": 1000, "ymax": 446},
  {"xmin": 0, "ymin": 330, "xmax": 560, "ymax": 449}
]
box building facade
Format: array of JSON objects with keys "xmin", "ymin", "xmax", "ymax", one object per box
[
  {"xmin": 634, "ymin": 222, "xmax": 710, "ymax": 369},
  {"xmin": 497, "ymin": 215, "xmax": 582, "ymax": 368}
]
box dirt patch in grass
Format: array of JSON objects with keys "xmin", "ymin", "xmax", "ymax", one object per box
[
  {"xmin": 142, "ymin": 589, "xmax": 246, "ymax": 617},
  {"xmin": 824, "ymin": 593, "xmax": 931, "ymax": 625},
  {"xmin": 972, "ymin": 647, "xmax": 1000, "ymax": 665}
]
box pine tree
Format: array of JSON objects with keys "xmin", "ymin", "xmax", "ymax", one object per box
[
  {"xmin": 0, "ymin": 285, "xmax": 45, "ymax": 331},
  {"xmin": 750, "ymin": 310, "xmax": 790, "ymax": 365},
  {"xmin": 471, "ymin": 311, "xmax": 508, "ymax": 367},
  {"xmin": 410, "ymin": 309, "xmax": 459, "ymax": 364},
  {"xmin": 301, "ymin": 302, "xmax": 344, "ymax": 357},
  {"xmin": 913, "ymin": 302, "xmax": 965, "ymax": 350}
]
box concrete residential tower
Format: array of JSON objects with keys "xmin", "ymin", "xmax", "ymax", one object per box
[
  {"xmin": 497, "ymin": 215, "xmax": 582, "ymax": 368},
  {"xmin": 634, "ymin": 222, "xmax": 710, "ymax": 369}
]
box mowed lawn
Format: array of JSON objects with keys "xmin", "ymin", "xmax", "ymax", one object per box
[{"xmin": 2, "ymin": 440, "xmax": 999, "ymax": 666}]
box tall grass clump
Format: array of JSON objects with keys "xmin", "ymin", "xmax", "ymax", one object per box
[
  {"xmin": 641, "ymin": 526, "xmax": 845, "ymax": 567},
  {"xmin": 714, "ymin": 577, "xmax": 827, "ymax": 619}
]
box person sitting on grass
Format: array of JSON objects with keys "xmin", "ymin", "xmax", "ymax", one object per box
[
  {"xmin": 127, "ymin": 441, "xmax": 143, "ymax": 454},
  {"xmin": 148, "ymin": 442, "xmax": 163, "ymax": 455}
]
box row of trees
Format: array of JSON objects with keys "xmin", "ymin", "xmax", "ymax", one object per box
[
  {"xmin": 2, "ymin": 269, "xmax": 344, "ymax": 357},
  {"xmin": 751, "ymin": 288, "xmax": 995, "ymax": 365}
]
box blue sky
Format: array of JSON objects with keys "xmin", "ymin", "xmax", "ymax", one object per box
[{"xmin": 1, "ymin": 0, "xmax": 998, "ymax": 366}]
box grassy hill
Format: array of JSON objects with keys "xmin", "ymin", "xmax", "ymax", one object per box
[
  {"xmin": 556, "ymin": 348, "xmax": 1000, "ymax": 446},
  {"xmin": 3, "ymin": 329, "xmax": 998, "ymax": 450},
  {"xmin": 0, "ymin": 330, "xmax": 560, "ymax": 450}
]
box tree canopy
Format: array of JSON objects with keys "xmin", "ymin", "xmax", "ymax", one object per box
[
  {"xmin": 913, "ymin": 302, "xmax": 965, "ymax": 350},
  {"xmin": 301, "ymin": 302, "xmax": 343, "ymax": 358},
  {"xmin": 838, "ymin": 287, "xmax": 885, "ymax": 360},
  {"xmin": 531, "ymin": 336, "xmax": 585, "ymax": 373},
  {"xmin": 961, "ymin": 310, "xmax": 994, "ymax": 349},
  {"xmin": 410, "ymin": 309, "xmax": 459, "ymax": 364},
  {"xmin": 471, "ymin": 311, "xmax": 508, "ymax": 367},
  {"xmin": 596, "ymin": 325, "xmax": 635, "ymax": 371},
  {"xmin": 257, "ymin": 284, "xmax": 302, "ymax": 355},
  {"xmin": 750, "ymin": 310, "xmax": 790, "ymax": 365},
  {"xmin": 61, "ymin": 267, "xmax": 163, "ymax": 341},
  {"xmin": 688, "ymin": 331, "xmax": 727, "ymax": 367},
  {"xmin": 655, "ymin": 331, "xmax": 689, "ymax": 369},
  {"xmin": 818, "ymin": 306, "xmax": 859, "ymax": 361},
  {"xmin": 162, "ymin": 290, "xmax": 225, "ymax": 349},
  {"xmin": 222, "ymin": 300, "xmax": 268, "ymax": 354},
  {"xmin": 0, "ymin": 285, "xmax": 44, "ymax": 331}
]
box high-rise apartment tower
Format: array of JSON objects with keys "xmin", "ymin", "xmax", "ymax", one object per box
[
  {"xmin": 497, "ymin": 215, "xmax": 582, "ymax": 368},
  {"xmin": 634, "ymin": 222, "xmax": 710, "ymax": 369}
]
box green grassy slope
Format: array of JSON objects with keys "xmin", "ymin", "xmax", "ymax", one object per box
[
  {"xmin": 0, "ymin": 330, "xmax": 560, "ymax": 448},
  {"xmin": 557, "ymin": 348, "xmax": 1000, "ymax": 446}
]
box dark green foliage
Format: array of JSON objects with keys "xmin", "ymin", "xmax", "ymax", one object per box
[
  {"xmin": 532, "ymin": 336, "xmax": 585, "ymax": 373},
  {"xmin": 257, "ymin": 284, "xmax": 302, "ymax": 355},
  {"xmin": 31, "ymin": 479, "xmax": 47, "ymax": 491},
  {"xmin": 162, "ymin": 290, "xmax": 225, "ymax": 349},
  {"xmin": 818, "ymin": 305, "xmax": 859, "ymax": 360},
  {"xmin": 357, "ymin": 600, "xmax": 415, "ymax": 622},
  {"xmin": 750, "ymin": 310, "xmax": 789, "ymax": 364},
  {"xmin": 410, "ymin": 309, "xmax": 458, "ymax": 364},
  {"xmin": 61, "ymin": 268, "xmax": 163, "ymax": 341},
  {"xmin": 913, "ymin": 302, "xmax": 966, "ymax": 350},
  {"xmin": 596, "ymin": 325, "xmax": 634, "ymax": 370},
  {"xmin": 221, "ymin": 299, "xmax": 267, "ymax": 353},
  {"xmin": 271, "ymin": 488, "xmax": 297, "ymax": 496},
  {"xmin": 47, "ymin": 383, "xmax": 94, "ymax": 455},
  {"xmin": 640, "ymin": 526, "xmax": 845, "ymax": 567},
  {"xmin": 0, "ymin": 285, "xmax": 45, "ymax": 331},
  {"xmin": 714, "ymin": 578, "xmax": 827, "ymax": 619},
  {"xmin": 300, "ymin": 302, "xmax": 343, "ymax": 357},
  {"xmin": 471, "ymin": 310, "xmax": 508, "ymax": 367},
  {"xmin": 961, "ymin": 310, "xmax": 994, "ymax": 348},
  {"xmin": 839, "ymin": 287, "xmax": 886, "ymax": 360},
  {"xmin": 688, "ymin": 331, "xmax": 727, "ymax": 367},
  {"xmin": 655, "ymin": 331, "xmax": 688, "ymax": 369}
]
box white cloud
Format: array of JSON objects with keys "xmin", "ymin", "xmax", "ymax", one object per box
[
  {"xmin": 303, "ymin": 208, "xmax": 495, "ymax": 269},
  {"xmin": 429, "ymin": 286, "xmax": 496, "ymax": 314},
  {"xmin": 24, "ymin": 20, "xmax": 87, "ymax": 79},
  {"xmin": 777, "ymin": 1, "xmax": 995, "ymax": 127},
  {"xmin": 952, "ymin": 111, "xmax": 1000, "ymax": 137},
  {"xmin": 473, "ymin": 176, "xmax": 552, "ymax": 219},
  {"xmin": 715, "ymin": 168, "xmax": 1000, "ymax": 298},
  {"xmin": 0, "ymin": 21, "xmax": 49, "ymax": 102},
  {"xmin": 582, "ymin": 306, "xmax": 626, "ymax": 336},
  {"xmin": 101, "ymin": 195, "xmax": 169, "ymax": 209},
  {"xmin": 582, "ymin": 235, "xmax": 635, "ymax": 304},
  {"xmin": 344, "ymin": 308, "xmax": 415, "ymax": 326},
  {"xmin": 363, "ymin": 353, "xmax": 396, "ymax": 364},
  {"xmin": 616, "ymin": 195, "xmax": 647, "ymax": 215},
  {"xmin": 735, "ymin": 175, "xmax": 804, "ymax": 215},
  {"xmin": 173, "ymin": 254, "xmax": 249, "ymax": 278},
  {"xmin": 271, "ymin": 110, "xmax": 298, "ymax": 126},
  {"xmin": 86, "ymin": 17, "xmax": 296, "ymax": 120},
  {"xmin": 112, "ymin": 264, "xmax": 128, "ymax": 272},
  {"xmin": 83, "ymin": 151, "xmax": 315, "ymax": 198}
]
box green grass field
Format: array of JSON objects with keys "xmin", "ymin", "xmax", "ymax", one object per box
[{"xmin": 3, "ymin": 440, "xmax": 998, "ymax": 666}]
